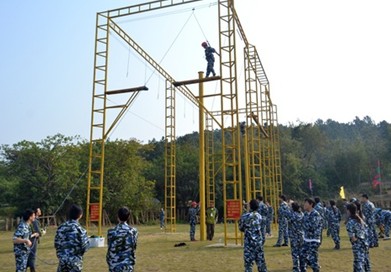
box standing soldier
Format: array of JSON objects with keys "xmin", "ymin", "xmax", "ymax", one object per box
[
  {"xmin": 55, "ymin": 204, "xmax": 90, "ymax": 272},
  {"xmin": 256, "ymin": 196, "xmax": 269, "ymax": 245},
  {"xmin": 273, "ymin": 195, "xmax": 289, "ymax": 247},
  {"xmin": 239, "ymin": 199, "xmax": 268, "ymax": 272},
  {"xmin": 314, "ymin": 197, "xmax": 326, "ymax": 244},
  {"xmin": 201, "ymin": 41, "xmax": 218, "ymax": 77},
  {"xmin": 188, "ymin": 201, "xmax": 200, "ymax": 241},
  {"xmin": 265, "ymin": 201, "xmax": 274, "ymax": 237},
  {"xmin": 346, "ymin": 203, "xmax": 371, "ymax": 272},
  {"xmin": 159, "ymin": 208, "xmax": 165, "ymax": 230},
  {"xmin": 107, "ymin": 207, "xmax": 138, "ymax": 272},
  {"xmin": 361, "ymin": 194, "xmax": 379, "ymax": 247},
  {"xmin": 27, "ymin": 207, "xmax": 43, "ymax": 272},
  {"xmin": 327, "ymin": 200, "xmax": 342, "ymax": 249},
  {"xmin": 300, "ymin": 198, "xmax": 322, "ymax": 272},
  {"xmin": 13, "ymin": 209, "xmax": 38, "ymax": 272},
  {"xmin": 206, "ymin": 202, "xmax": 218, "ymax": 241},
  {"xmin": 286, "ymin": 201, "xmax": 304, "ymax": 272}
]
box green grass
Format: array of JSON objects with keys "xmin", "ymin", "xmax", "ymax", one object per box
[{"xmin": 1, "ymin": 224, "xmax": 391, "ymax": 271}]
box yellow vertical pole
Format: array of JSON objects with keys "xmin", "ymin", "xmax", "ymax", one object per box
[
  {"xmin": 244, "ymin": 131, "xmax": 251, "ymax": 203},
  {"xmin": 199, "ymin": 71, "xmax": 206, "ymax": 241}
]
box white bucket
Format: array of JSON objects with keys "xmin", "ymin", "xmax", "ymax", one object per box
[{"xmin": 89, "ymin": 236, "xmax": 105, "ymax": 247}]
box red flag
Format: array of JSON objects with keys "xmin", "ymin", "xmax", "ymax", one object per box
[
  {"xmin": 372, "ymin": 160, "xmax": 382, "ymax": 189},
  {"xmin": 372, "ymin": 179, "xmax": 381, "ymax": 189}
]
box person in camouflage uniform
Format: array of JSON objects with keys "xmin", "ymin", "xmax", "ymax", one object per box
[
  {"xmin": 159, "ymin": 208, "xmax": 165, "ymax": 230},
  {"xmin": 107, "ymin": 207, "xmax": 138, "ymax": 272},
  {"xmin": 375, "ymin": 208, "xmax": 391, "ymax": 240},
  {"xmin": 314, "ymin": 197, "xmax": 326, "ymax": 245},
  {"xmin": 361, "ymin": 194, "xmax": 379, "ymax": 247},
  {"xmin": 239, "ymin": 199, "xmax": 268, "ymax": 272},
  {"xmin": 273, "ymin": 195, "xmax": 289, "ymax": 247},
  {"xmin": 188, "ymin": 201, "xmax": 199, "ymax": 241},
  {"xmin": 300, "ymin": 198, "xmax": 322, "ymax": 272},
  {"xmin": 256, "ymin": 196, "xmax": 268, "ymax": 245},
  {"xmin": 13, "ymin": 209, "xmax": 38, "ymax": 272},
  {"xmin": 326, "ymin": 200, "xmax": 342, "ymax": 249},
  {"xmin": 265, "ymin": 201, "xmax": 274, "ymax": 237},
  {"xmin": 54, "ymin": 204, "xmax": 90, "ymax": 272},
  {"xmin": 201, "ymin": 41, "xmax": 218, "ymax": 77},
  {"xmin": 285, "ymin": 202, "xmax": 304, "ymax": 272},
  {"xmin": 346, "ymin": 203, "xmax": 371, "ymax": 272}
]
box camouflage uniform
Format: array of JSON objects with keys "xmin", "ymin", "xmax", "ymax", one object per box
[
  {"xmin": 266, "ymin": 205, "xmax": 274, "ymax": 235},
  {"xmin": 377, "ymin": 210, "xmax": 391, "ymax": 238},
  {"xmin": 107, "ymin": 222, "xmax": 138, "ymax": 272},
  {"xmin": 326, "ymin": 206, "xmax": 342, "ymax": 247},
  {"xmin": 54, "ymin": 219, "xmax": 90, "ymax": 272},
  {"xmin": 275, "ymin": 201, "xmax": 289, "ymax": 246},
  {"xmin": 300, "ymin": 209, "xmax": 322, "ymax": 272},
  {"xmin": 188, "ymin": 206, "xmax": 199, "ymax": 241},
  {"xmin": 13, "ymin": 220, "xmax": 32, "ymax": 272},
  {"xmin": 346, "ymin": 218, "xmax": 371, "ymax": 272},
  {"xmin": 239, "ymin": 211, "xmax": 267, "ymax": 272},
  {"xmin": 362, "ymin": 200, "xmax": 378, "ymax": 247},
  {"xmin": 204, "ymin": 46, "xmax": 217, "ymax": 77},
  {"xmin": 159, "ymin": 209, "xmax": 165, "ymax": 229},
  {"xmin": 257, "ymin": 201, "xmax": 269, "ymax": 244},
  {"xmin": 314, "ymin": 202, "xmax": 325, "ymax": 244},
  {"xmin": 286, "ymin": 209, "xmax": 304, "ymax": 272}
]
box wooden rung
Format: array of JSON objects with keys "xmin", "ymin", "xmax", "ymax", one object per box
[{"xmin": 106, "ymin": 86, "xmax": 148, "ymax": 95}]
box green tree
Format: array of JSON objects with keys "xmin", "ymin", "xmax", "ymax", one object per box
[
  {"xmin": 0, "ymin": 134, "xmax": 84, "ymax": 215},
  {"xmin": 103, "ymin": 139, "xmax": 156, "ymax": 223}
]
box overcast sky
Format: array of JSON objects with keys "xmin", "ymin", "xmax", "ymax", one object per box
[{"xmin": 1, "ymin": 0, "xmax": 390, "ymax": 145}]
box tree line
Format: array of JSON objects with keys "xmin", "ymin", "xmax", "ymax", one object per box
[{"xmin": 0, "ymin": 116, "xmax": 390, "ymax": 224}]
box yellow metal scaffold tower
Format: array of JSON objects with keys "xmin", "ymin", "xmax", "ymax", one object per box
[{"xmin": 86, "ymin": 0, "xmax": 283, "ymax": 242}]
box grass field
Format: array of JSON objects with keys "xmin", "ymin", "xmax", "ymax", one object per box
[{"xmin": 1, "ymin": 223, "xmax": 391, "ymax": 272}]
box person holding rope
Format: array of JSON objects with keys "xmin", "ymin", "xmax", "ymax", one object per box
[
  {"xmin": 27, "ymin": 208, "xmax": 43, "ymax": 272},
  {"xmin": 55, "ymin": 204, "xmax": 90, "ymax": 272},
  {"xmin": 201, "ymin": 41, "xmax": 219, "ymax": 78},
  {"xmin": 13, "ymin": 209, "xmax": 39, "ymax": 272}
]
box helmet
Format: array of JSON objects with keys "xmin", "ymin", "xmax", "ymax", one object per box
[
  {"xmin": 350, "ymin": 198, "xmax": 357, "ymax": 203},
  {"xmin": 201, "ymin": 42, "xmax": 207, "ymax": 47}
]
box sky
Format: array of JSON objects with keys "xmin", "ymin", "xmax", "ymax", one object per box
[{"xmin": 1, "ymin": 0, "xmax": 390, "ymax": 145}]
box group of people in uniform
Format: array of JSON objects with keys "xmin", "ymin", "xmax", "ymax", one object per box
[
  {"xmin": 12, "ymin": 194, "xmax": 391, "ymax": 272},
  {"xmin": 13, "ymin": 204, "xmax": 138, "ymax": 272},
  {"xmin": 239, "ymin": 193, "xmax": 391, "ymax": 272}
]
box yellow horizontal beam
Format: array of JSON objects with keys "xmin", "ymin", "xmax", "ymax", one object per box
[
  {"xmin": 173, "ymin": 76, "xmax": 221, "ymax": 87},
  {"xmin": 106, "ymin": 86, "xmax": 148, "ymax": 95}
]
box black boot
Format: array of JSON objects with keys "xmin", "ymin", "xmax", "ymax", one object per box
[{"xmin": 334, "ymin": 243, "xmax": 340, "ymax": 250}]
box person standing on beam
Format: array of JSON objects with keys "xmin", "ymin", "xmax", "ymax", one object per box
[{"xmin": 201, "ymin": 41, "xmax": 218, "ymax": 78}]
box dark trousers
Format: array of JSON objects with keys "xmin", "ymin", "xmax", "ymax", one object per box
[
  {"xmin": 27, "ymin": 238, "xmax": 38, "ymax": 270},
  {"xmin": 207, "ymin": 223, "xmax": 215, "ymax": 240}
]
